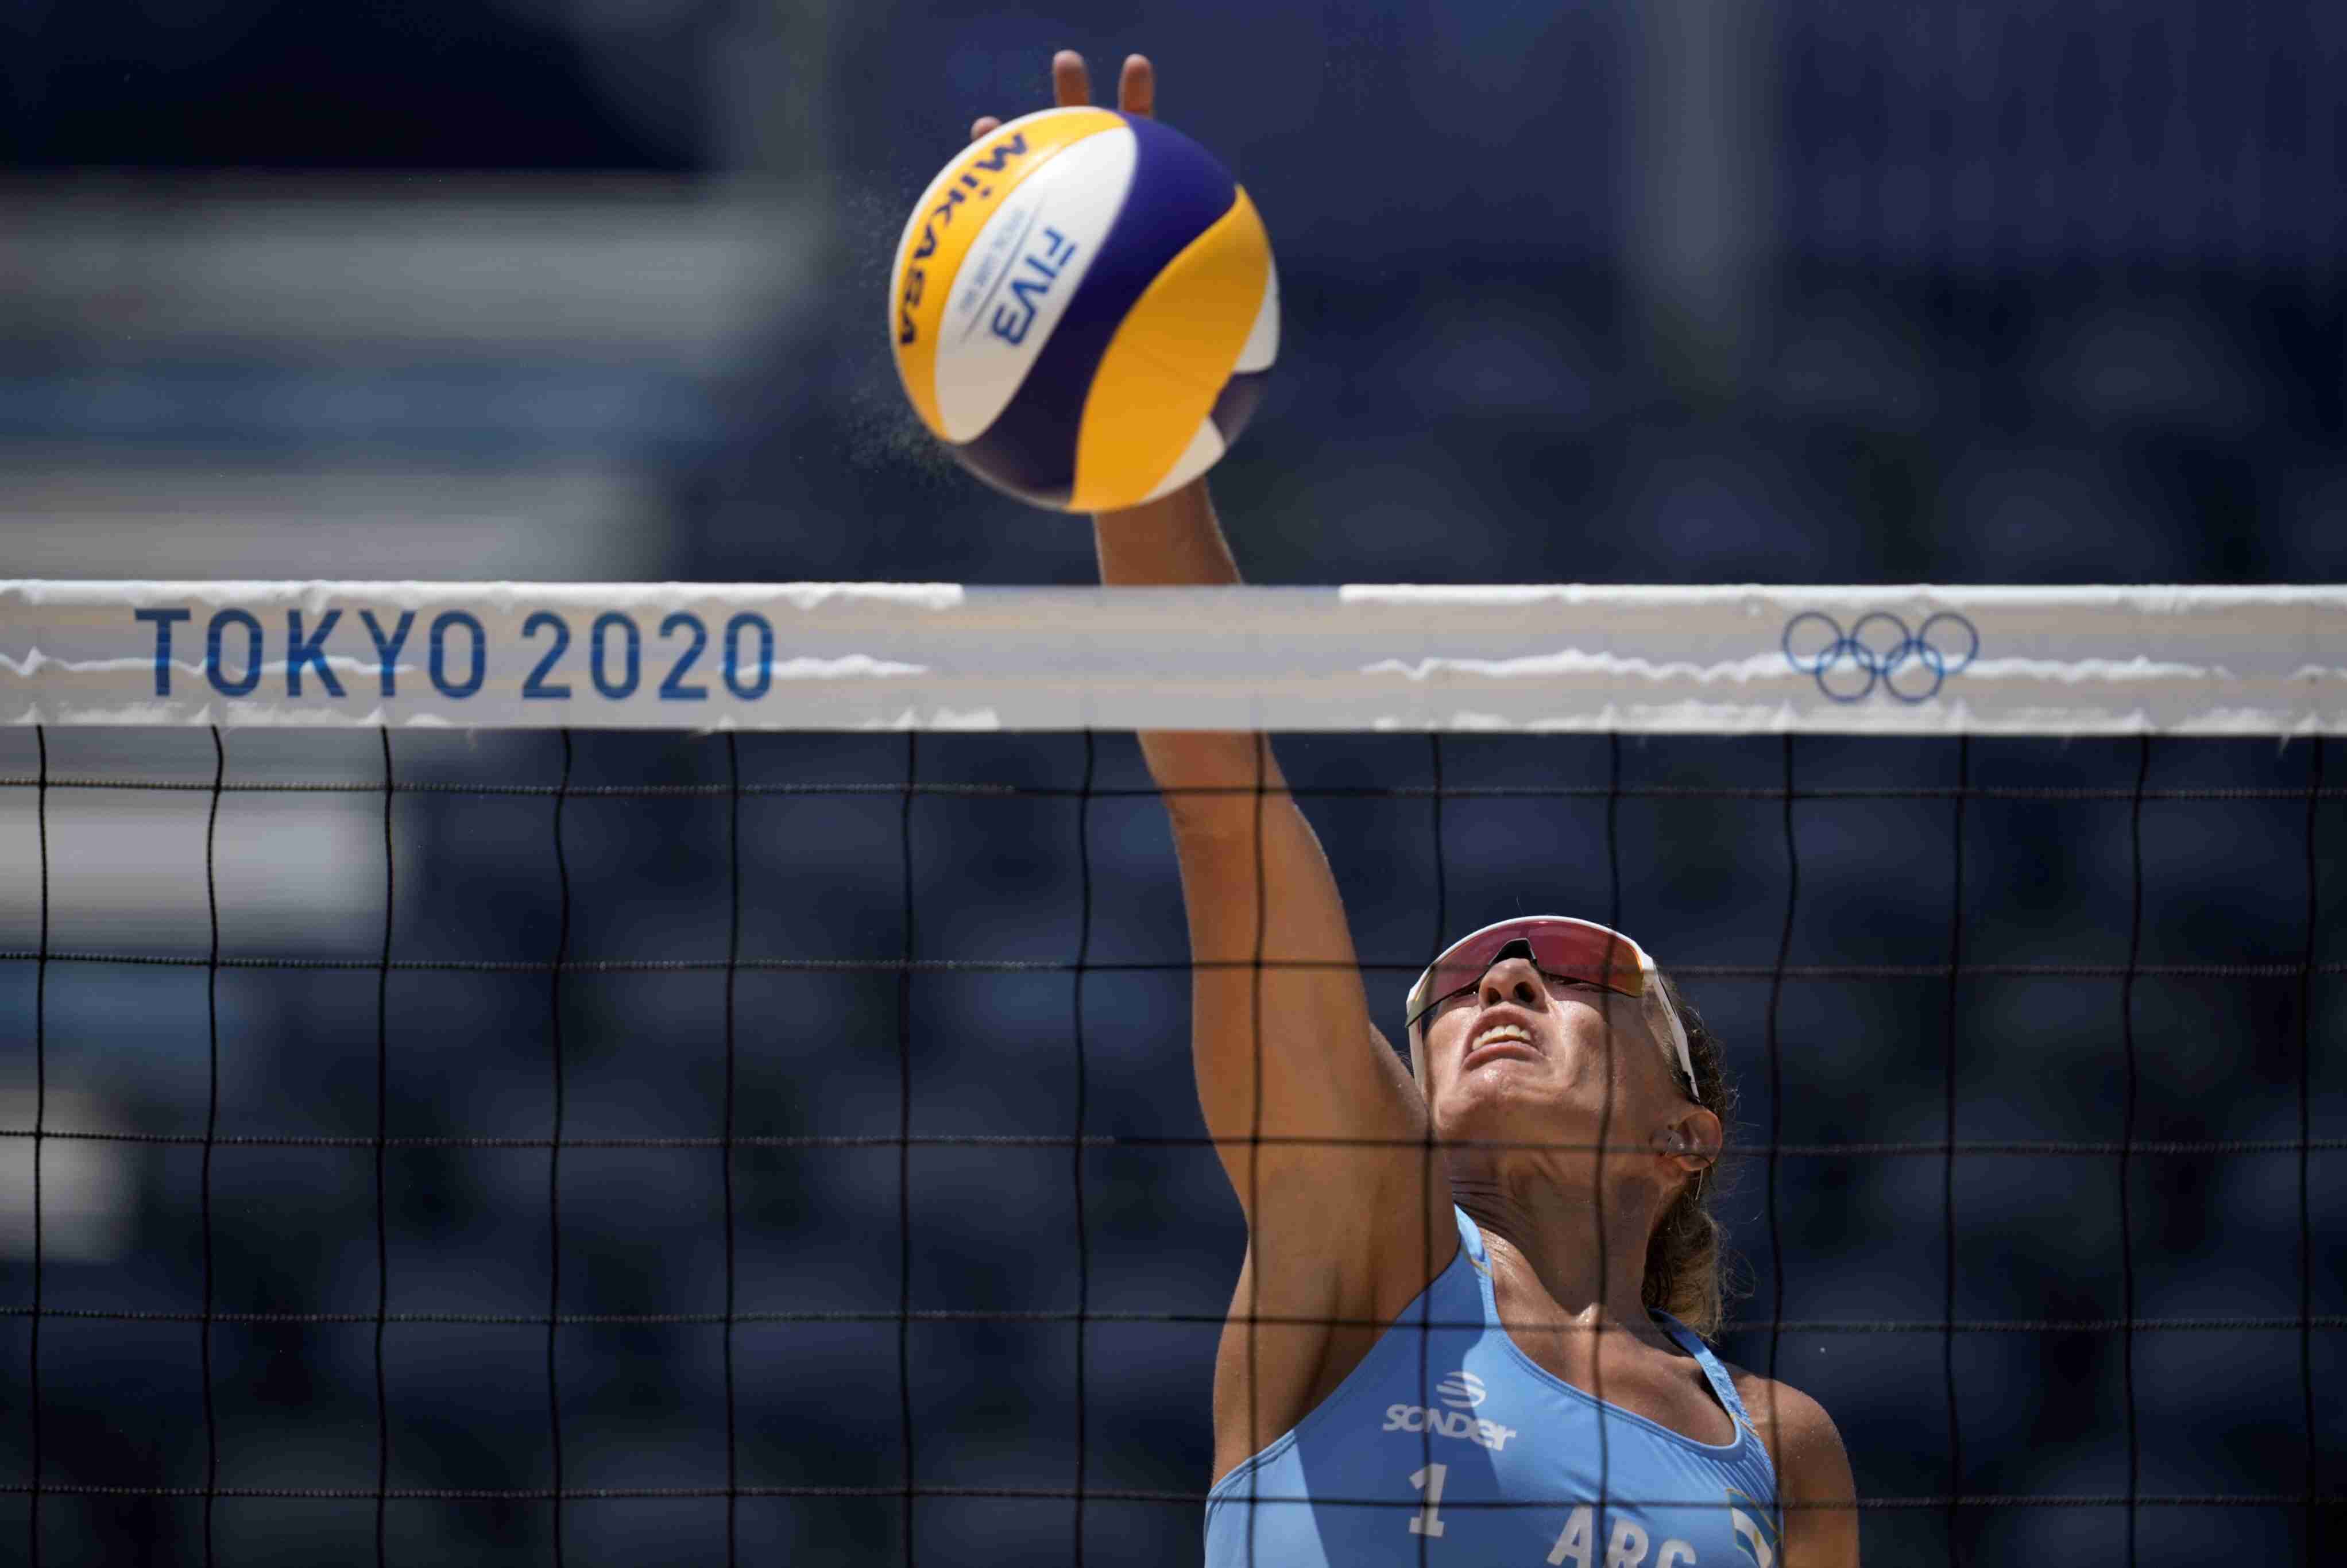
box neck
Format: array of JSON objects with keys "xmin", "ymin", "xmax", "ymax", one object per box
[{"xmin": 1448, "ymin": 1159, "xmax": 1670, "ymax": 1345}]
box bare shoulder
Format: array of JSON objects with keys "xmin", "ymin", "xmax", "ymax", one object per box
[
  {"xmin": 1723, "ymin": 1364, "xmax": 1861, "ymax": 1567},
  {"xmin": 1723, "ymin": 1365, "xmax": 1846, "ymax": 1474}
]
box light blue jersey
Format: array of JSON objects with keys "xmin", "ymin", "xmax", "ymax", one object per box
[{"xmin": 1204, "ymin": 1206, "xmax": 1782, "ymax": 1567}]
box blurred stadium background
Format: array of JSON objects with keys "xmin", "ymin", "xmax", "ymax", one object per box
[{"xmin": 2, "ymin": 2, "xmax": 2342, "ymax": 1564}]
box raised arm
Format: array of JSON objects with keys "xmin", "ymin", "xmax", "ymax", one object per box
[
  {"xmin": 1096, "ymin": 474, "xmax": 1443, "ymax": 1220},
  {"xmin": 968, "ymin": 55, "xmax": 1442, "ymax": 1248},
  {"xmin": 969, "ymin": 59, "xmax": 1453, "ymax": 1467}
]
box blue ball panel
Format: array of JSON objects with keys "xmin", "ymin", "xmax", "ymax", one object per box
[{"xmin": 958, "ymin": 114, "xmax": 1238, "ymax": 500}]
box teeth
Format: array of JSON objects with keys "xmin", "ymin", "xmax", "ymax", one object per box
[{"xmin": 1471, "ymin": 1024, "xmax": 1533, "ymax": 1051}]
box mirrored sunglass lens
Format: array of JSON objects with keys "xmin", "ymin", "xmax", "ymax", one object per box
[
  {"xmin": 1529, "ymin": 932, "xmax": 1644, "ymax": 993},
  {"xmin": 1415, "ymin": 925, "xmax": 1649, "ymax": 1024},
  {"xmin": 1424, "ymin": 953, "xmax": 1495, "ymax": 990}
]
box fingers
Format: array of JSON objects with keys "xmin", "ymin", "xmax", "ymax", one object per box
[
  {"xmin": 1119, "ymin": 54, "xmax": 1154, "ymax": 118},
  {"xmin": 972, "ymin": 51, "xmax": 1144, "ymax": 146},
  {"xmin": 1052, "ymin": 49, "xmax": 1091, "ymax": 108}
]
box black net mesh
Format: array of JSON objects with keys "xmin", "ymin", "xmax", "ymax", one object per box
[{"xmin": 1, "ymin": 725, "xmax": 2341, "ymax": 1566}]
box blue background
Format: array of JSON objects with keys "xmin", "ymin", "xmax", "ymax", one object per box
[{"xmin": 2, "ymin": 1, "xmax": 2343, "ymax": 1564}]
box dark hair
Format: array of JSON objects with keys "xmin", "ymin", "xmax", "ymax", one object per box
[{"xmin": 1641, "ymin": 971, "xmax": 1741, "ymax": 1338}]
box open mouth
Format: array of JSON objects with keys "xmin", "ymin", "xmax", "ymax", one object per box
[{"xmin": 1462, "ymin": 1021, "xmax": 1540, "ymax": 1068}]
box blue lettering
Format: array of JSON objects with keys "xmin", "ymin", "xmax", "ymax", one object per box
[
  {"xmin": 589, "ymin": 612, "xmax": 640, "ymax": 700},
  {"xmin": 284, "ymin": 609, "xmax": 345, "ymax": 699},
  {"xmin": 428, "ymin": 611, "xmax": 484, "ymax": 699},
  {"xmin": 723, "ymin": 613, "xmax": 773, "ymax": 700},
  {"xmin": 656, "ymin": 613, "xmax": 707, "ymax": 701},
  {"xmin": 989, "ymin": 230, "xmax": 1079, "ymax": 346},
  {"xmin": 1009, "ymin": 263, "xmax": 1054, "ymax": 305},
  {"xmin": 521, "ymin": 611, "xmax": 571, "ymax": 699},
  {"xmin": 134, "ymin": 607, "xmax": 191, "ymax": 696},
  {"xmin": 969, "ymin": 131, "xmax": 1027, "ymax": 173},
  {"xmin": 206, "ymin": 609, "xmax": 263, "ymax": 697},
  {"xmin": 358, "ymin": 610, "xmax": 414, "ymax": 698},
  {"xmin": 896, "ymin": 193, "xmax": 966, "ymax": 347}
]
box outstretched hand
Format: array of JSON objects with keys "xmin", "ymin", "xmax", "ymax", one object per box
[{"xmin": 969, "ymin": 49, "xmax": 1155, "ymax": 144}]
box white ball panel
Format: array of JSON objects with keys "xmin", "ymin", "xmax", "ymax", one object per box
[
  {"xmin": 930, "ymin": 127, "xmax": 1138, "ymax": 443},
  {"xmin": 1234, "ymin": 258, "xmax": 1279, "ymax": 374},
  {"xmin": 1139, "ymin": 417, "xmax": 1227, "ymax": 504}
]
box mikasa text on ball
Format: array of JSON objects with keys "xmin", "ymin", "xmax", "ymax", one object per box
[{"xmin": 888, "ymin": 106, "xmax": 1279, "ymax": 512}]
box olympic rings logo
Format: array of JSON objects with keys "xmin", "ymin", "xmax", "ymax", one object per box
[{"xmin": 1781, "ymin": 611, "xmax": 1979, "ymax": 703}]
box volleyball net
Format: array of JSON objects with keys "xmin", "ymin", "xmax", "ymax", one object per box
[{"xmin": 3, "ymin": 580, "xmax": 2342, "ymax": 1567}]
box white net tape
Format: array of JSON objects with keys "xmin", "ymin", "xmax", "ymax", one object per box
[{"xmin": 4, "ymin": 580, "xmax": 2342, "ymax": 734}]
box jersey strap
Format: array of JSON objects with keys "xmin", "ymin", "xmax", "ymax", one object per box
[
  {"xmin": 1653, "ymin": 1313, "xmax": 1753, "ymax": 1427},
  {"xmin": 1655, "ymin": 1310, "xmax": 1782, "ymax": 1538}
]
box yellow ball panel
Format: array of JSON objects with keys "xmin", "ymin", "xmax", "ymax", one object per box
[{"xmin": 1068, "ymin": 186, "xmax": 1273, "ymax": 512}]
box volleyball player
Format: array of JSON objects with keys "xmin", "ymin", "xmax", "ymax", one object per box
[{"xmin": 969, "ymin": 52, "xmax": 1859, "ymax": 1567}]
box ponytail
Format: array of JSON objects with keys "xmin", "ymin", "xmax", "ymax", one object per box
[{"xmin": 1640, "ymin": 972, "xmax": 1741, "ymax": 1338}]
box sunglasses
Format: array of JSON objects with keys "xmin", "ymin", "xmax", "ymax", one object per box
[{"xmin": 1403, "ymin": 916, "xmax": 1698, "ymax": 1095}]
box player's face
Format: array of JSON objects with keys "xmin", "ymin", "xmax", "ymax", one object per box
[{"xmin": 1418, "ymin": 951, "xmax": 1684, "ymax": 1152}]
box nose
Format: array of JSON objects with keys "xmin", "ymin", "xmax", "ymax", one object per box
[{"xmin": 1477, "ymin": 954, "xmax": 1548, "ymax": 1012}]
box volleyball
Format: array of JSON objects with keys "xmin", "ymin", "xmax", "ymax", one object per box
[{"xmin": 888, "ymin": 106, "xmax": 1278, "ymax": 512}]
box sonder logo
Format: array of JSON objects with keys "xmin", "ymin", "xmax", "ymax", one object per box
[
  {"xmin": 1382, "ymin": 1372, "xmax": 1515, "ymax": 1452},
  {"xmin": 1435, "ymin": 1370, "xmax": 1486, "ymax": 1411}
]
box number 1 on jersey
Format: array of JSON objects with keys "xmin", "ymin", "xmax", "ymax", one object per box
[{"xmin": 1408, "ymin": 1462, "xmax": 1448, "ymax": 1539}]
